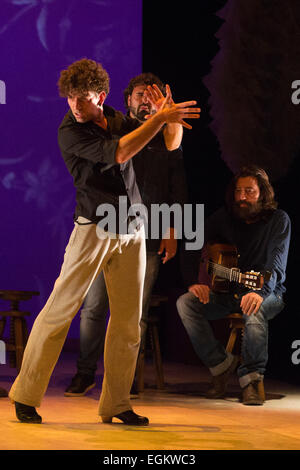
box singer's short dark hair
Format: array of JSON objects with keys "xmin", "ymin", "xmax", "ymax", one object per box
[{"xmin": 123, "ymin": 73, "xmax": 164, "ymax": 109}]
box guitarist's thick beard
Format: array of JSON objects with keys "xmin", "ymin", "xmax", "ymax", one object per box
[{"xmin": 232, "ymin": 200, "xmax": 263, "ymax": 223}]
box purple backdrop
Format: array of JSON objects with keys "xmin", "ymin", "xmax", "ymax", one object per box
[{"xmin": 0, "ymin": 0, "xmax": 142, "ymax": 336}]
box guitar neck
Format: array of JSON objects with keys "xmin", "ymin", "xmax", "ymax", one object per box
[{"xmin": 208, "ymin": 260, "xmax": 241, "ymax": 283}]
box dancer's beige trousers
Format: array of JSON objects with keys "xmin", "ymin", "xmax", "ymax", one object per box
[{"xmin": 9, "ymin": 221, "xmax": 146, "ymax": 417}]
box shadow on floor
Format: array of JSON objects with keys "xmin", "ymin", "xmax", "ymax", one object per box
[{"xmin": 148, "ymin": 381, "xmax": 286, "ymax": 403}]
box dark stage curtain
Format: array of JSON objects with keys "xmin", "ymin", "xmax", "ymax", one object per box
[{"xmin": 203, "ymin": 0, "xmax": 300, "ymax": 181}]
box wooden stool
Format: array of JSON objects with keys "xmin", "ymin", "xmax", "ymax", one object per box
[
  {"xmin": 225, "ymin": 313, "xmax": 245, "ymax": 354},
  {"xmin": 225, "ymin": 313, "xmax": 265, "ymax": 401},
  {"xmin": 136, "ymin": 294, "xmax": 168, "ymax": 392},
  {"xmin": 0, "ymin": 290, "xmax": 39, "ymax": 371}
]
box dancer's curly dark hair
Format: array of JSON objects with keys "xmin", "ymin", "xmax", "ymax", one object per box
[{"xmin": 58, "ymin": 58, "xmax": 110, "ymax": 97}]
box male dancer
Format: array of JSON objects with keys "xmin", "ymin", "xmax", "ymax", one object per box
[{"xmin": 9, "ymin": 59, "xmax": 200, "ymax": 425}]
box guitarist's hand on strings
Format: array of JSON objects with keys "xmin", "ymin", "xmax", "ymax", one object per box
[
  {"xmin": 188, "ymin": 284, "xmax": 210, "ymax": 304},
  {"xmin": 240, "ymin": 292, "xmax": 263, "ymax": 315}
]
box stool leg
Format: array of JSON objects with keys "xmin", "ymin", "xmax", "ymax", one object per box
[
  {"xmin": 150, "ymin": 324, "xmax": 164, "ymax": 390},
  {"xmin": 9, "ymin": 317, "xmax": 16, "ymax": 368},
  {"xmin": 22, "ymin": 318, "xmax": 29, "ymax": 345},
  {"xmin": 226, "ymin": 327, "xmax": 238, "ymax": 353},
  {"xmin": 0, "ymin": 317, "xmax": 6, "ymax": 339},
  {"xmin": 14, "ymin": 317, "xmax": 25, "ymax": 372}
]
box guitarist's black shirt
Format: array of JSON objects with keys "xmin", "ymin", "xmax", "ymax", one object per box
[{"xmin": 185, "ymin": 206, "xmax": 291, "ymax": 299}]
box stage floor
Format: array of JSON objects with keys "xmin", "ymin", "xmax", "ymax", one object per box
[{"xmin": 1, "ymin": 352, "xmax": 300, "ymax": 451}]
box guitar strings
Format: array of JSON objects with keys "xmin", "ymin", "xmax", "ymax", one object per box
[
  {"xmin": 207, "ymin": 260, "xmax": 258, "ymax": 285},
  {"xmin": 207, "ymin": 260, "xmax": 240, "ymax": 281}
]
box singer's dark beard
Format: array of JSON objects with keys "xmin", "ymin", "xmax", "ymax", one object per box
[
  {"xmin": 232, "ymin": 201, "xmax": 262, "ymax": 222},
  {"xmin": 136, "ymin": 109, "xmax": 148, "ymax": 120},
  {"xmin": 129, "ymin": 106, "xmax": 150, "ymax": 122}
]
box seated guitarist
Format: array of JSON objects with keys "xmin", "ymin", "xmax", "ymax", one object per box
[{"xmin": 177, "ymin": 165, "xmax": 291, "ymax": 405}]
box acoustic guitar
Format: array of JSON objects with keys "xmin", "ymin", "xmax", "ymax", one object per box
[{"xmin": 205, "ymin": 243, "xmax": 266, "ymax": 293}]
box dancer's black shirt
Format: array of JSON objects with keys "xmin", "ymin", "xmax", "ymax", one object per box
[
  {"xmin": 58, "ymin": 104, "xmax": 186, "ymax": 238},
  {"xmin": 58, "ymin": 105, "xmax": 143, "ymax": 231}
]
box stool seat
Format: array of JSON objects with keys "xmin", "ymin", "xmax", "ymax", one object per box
[
  {"xmin": 148, "ymin": 294, "xmax": 168, "ymax": 307},
  {"xmin": 136, "ymin": 294, "xmax": 168, "ymax": 392},
  {"xmin": 0, "ymin": 290, "xmax": 39, "ymax": 302},
  {"xmin": 0, "ymin": 289, "xmax": 39, "ymax": 371},
  {"xmin": 0, "ymin": 311, "xmax": 31, "ymax": 317},
  {"xmin": 227, "ymin": 313, "xmax": 244, "ymax": 319}
]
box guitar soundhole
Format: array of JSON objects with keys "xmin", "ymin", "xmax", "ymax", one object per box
[{"xmin": 212, "ymin": 277, "xmax": 230, "ymax": 293}]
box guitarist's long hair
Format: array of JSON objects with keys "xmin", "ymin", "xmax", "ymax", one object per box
[{"xmin": 226, "ymin": 165, "xmax": 278, "ymax": 221}]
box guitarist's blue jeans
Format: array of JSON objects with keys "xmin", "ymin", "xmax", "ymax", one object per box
[{"xmin": 177, "ymin": 291, "xmax": 285, "ymax": 387}]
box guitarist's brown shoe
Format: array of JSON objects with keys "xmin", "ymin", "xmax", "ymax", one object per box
[
  {"xmin": 206, "ymin": 355, "xmax": 239, "ymax": 399},
  {"xmin": 242, "ymin": 381, "xmax": 264, "ymax": 405}
]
